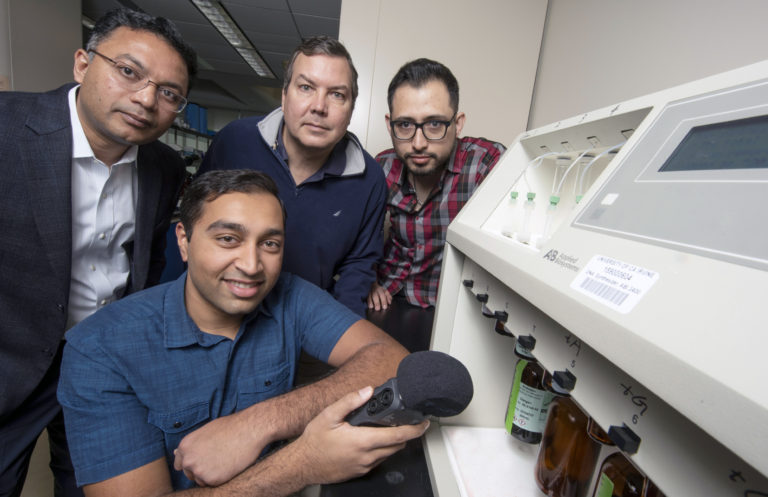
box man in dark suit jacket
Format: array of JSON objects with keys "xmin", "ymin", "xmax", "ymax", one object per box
[{"xmin": 0, "ymin": 8, "xmax": 197, "ymax": 497}]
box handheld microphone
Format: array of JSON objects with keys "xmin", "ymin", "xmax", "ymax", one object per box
[{"xmin": 346, "ymin": 350, "xmax": 474, "ymax": 427}]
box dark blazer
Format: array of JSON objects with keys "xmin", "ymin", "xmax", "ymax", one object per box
[{"xmin": 0, "ymin": 84, "xmax": 186, "ymax": 418}]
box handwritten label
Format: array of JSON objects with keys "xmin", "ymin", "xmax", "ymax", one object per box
[{"xmin": 619, "ymin": 382, "xmax": 649, "ymax": 424}]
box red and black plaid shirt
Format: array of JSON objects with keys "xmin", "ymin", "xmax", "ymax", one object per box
[{"xmin": 376, "ymin": 136, "xmax": 506, "ymax": 308}]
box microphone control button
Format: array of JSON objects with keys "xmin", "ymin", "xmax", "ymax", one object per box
[{"xmin": 380, "ymin": 388, "xmax": 394, "ymax": 406}]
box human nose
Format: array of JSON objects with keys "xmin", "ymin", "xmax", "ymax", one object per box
[
  {"xmin": 130, "ymin": 80, "xmax": 160, "ymax": 109},
  {"xmin": 309, "ymin": 91, "xmax": 328, "ymax": 114},
  {"xmin": 411, "ymin": 126, "xmax": 428, "ymax": 149},
  {"xmin": 235, "ymin": 243, "xmax": 263, "ymax": 276}
]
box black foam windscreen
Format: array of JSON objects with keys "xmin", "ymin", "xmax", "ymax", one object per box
[{"xmin": 396, "ymin": 350, "xmax": 474, "ymax": 417}]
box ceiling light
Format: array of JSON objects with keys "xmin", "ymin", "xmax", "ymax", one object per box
[{"xmin": 190, "ymin": 0, "xmax": 275, "ymax": 79}]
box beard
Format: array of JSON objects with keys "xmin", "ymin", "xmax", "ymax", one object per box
[
  {"xmin": 399, "ymin": 136, "xmax": 457, "ymax": 178},
  {"xmin": 404, "ymin": 152, "xmax": 450, "ymax": 177}
]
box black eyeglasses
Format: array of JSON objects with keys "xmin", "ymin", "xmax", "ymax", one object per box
[
  {"xmin": 390, "ymin": 112, "xmax": 457, "ymax": 141},
  {"xmin": 89, "ymin": 50, "xmax": 188, "ymax": 113}
]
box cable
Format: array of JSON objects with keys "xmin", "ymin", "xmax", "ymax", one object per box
[
  {"xmin": 521, "ymin": 151, "xmax": 560, "ymax": 193},
  {"xmin": 553, "ymin": 148, "xmax": 594, "ymax": 197},
  {"xmin": 576, "ymin": 141, "xmax": 626, "ymax": 200}
]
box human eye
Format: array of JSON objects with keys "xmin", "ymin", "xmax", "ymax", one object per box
[
  {"xmin": 262, "ymin": 239, "xmax": 282, "ymax": 253},
  {"xmin": 298, "ymin": 83, "xmax": 313, "ymax": 93},
  {"xmin": 330, "ymin": 91, "xmax": 346, "ymax": 101},
  {"xmin": 115, "ymin": 62, "xmax": 142, "ymax": 82},
  {"xmin": 394, "ymin": 121, "xmax": 413, "ymax": 130},
  {"xmin": 158, "ymin": 87, "xmax": 181, "ymax": 103},
  {"xmin": 425, "ymin": 120, "xmax": 446, "ymax": 131},
  {"xmin": 216, "ymin": 234, "xmax": 239, "ymax": 246}
]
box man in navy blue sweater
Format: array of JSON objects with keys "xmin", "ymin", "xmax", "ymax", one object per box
[{"xmin": 198, "ymin": 36, "xmax": 386, "ymax": 317}]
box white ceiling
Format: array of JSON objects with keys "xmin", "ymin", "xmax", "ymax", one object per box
[{"xmin": 82, "ymin": 0, "xmax": 341, "ymax": 113}]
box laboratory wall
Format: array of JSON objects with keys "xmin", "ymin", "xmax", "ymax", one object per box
[
  {"xmin": 339, "ymin": 0, "xmax": 547, "ymax": 156},
  {"xmin": 0, "ymin": 0, "xmax": 9, "ymax": 90},
  {"xmin": 1, "ymin": 0, "xmax": 81, "ymax": 92},
  {"xmin": 528, "ymin": 0, "xmax": 768, "ymax": 129}
]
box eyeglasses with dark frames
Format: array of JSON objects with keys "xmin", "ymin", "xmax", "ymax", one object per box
[
  {"xmin": 390, "ymin": 112, "xmax": 457, "ymax": 141},
  {"xmin": 89, "ymin": 50, "xmax": 188, "ymax": 113}
]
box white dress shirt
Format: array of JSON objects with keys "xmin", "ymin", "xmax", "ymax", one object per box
[{"xmin": 66, "ymin": 86, "xmax": 139, "ymax": 329}]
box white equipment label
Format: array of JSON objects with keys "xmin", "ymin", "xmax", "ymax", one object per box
[{"xmin": 571, "ymin": 255, "xmax": 659, "ymax": 314}]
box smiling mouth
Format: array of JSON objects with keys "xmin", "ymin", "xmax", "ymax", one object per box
[
  {"xmin": 225, "ymin": 279, "xmax": 263, "ymax": 298},
  {"xmin": 229, "ymin": 280, "xmax": 258, "ymax": 288}
]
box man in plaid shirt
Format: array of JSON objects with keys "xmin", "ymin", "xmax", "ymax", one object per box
[{"xmin": 367, "ymin": 59, "xmax": 506, "ymax": 323}]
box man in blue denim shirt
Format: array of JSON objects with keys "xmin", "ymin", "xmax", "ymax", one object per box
[{"xmin": 58, "ymin": 170, "xmax": 427, "ymax": 496}]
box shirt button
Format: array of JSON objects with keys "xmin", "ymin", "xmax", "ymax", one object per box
[
  {"xmin": 98, "ymin": 233, "xmax": 106, "ymax": 240},
  {"xmin": 101, "ymin": 193, "xmax": 107, "ymax": 200},
  {"xmin": 100, "ymin": 299, "xmax": 107, "ymax": 306},
  {"xmin": 173, "ymin": 421, "xmax": 182, "ymax": 428},
  {"xmin": 264, "ymin": 380, "xmax": 272, "ymax": 387},
  {"xmin": 90, "ymin": 264, "xmax": 96, "ymax": 271},
  {"xmin": 57, "ymin": 304, "xmax": 65, "ymax": 313}
]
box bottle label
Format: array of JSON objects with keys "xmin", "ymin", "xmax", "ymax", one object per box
[
  {"xmin": 595, "ymin": 472, "xmax": 615, "ymax": 497},
  {"xmin": 512, "ymin": 383, "xmax": 553, "ymax": 434},
  {"xmin": 504, "ymin": 359, "xmax": 528, "ymax": 433}
]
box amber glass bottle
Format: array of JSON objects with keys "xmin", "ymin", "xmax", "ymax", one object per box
[
  {"xmin": 534, "ymin": 372, "xmax": 602, "ymax": 497},
  {"xmin": 587, "ymin": 418, "xmax": 613, "ymax": 446},
  {"xmin": 504, "ymin": 336, "xmax": 552, "ymax": 444},
  {"xmin": 591, "ymin": 452, "xmax": 666, "ymax": 497}
]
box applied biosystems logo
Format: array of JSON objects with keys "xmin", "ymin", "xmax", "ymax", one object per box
[{"xmin": 542, "ymin": 249, "xmax": 580, "ymax": 272}]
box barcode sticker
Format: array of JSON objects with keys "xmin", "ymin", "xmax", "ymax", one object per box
[{"xmin": 570, "ymin": 255, "xmax": 659, "ymax": 314}]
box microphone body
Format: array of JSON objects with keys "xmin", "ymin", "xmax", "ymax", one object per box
[
  {"xmin": 346, "ymin": 350, "xmax": 473, "ymax": 427},
  {"xmin": 345, "ymin": 378, "xmax": 425, "ymax": 427}
]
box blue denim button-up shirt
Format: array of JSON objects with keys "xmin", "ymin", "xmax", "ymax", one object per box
[{"xmin": 59, "ymin": 272, "xmax": 358, "ymax": 488}]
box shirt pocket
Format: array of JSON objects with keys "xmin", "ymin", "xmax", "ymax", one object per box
[
  {"xmin": 147, "ymin": 401, "xmax": 211, "ymax": 456},
  {"xmin": 236, "ymin": 362, "xmax": 292, "ymax": 410}
]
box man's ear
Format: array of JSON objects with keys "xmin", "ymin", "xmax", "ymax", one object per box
[
  {"xmin": 454, "ymin": 111, "xmax": 466, "ymax": 136},
  {"xmin": 175, "ymin": 222, "xmax": 190, "ymax": 263},
  {"xmin": 73, "ymin": 49, "xmax": 91, "ymax": 84},
  {"xmin": 385, "ymin": 114, "xmax": 393, "ymax": 138}
]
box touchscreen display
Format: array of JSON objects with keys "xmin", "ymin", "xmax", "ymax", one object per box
[{"xmin": 659, "ymin": 114, "xmax": 768, "ymax": 171}]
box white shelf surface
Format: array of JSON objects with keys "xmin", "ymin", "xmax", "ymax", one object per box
[{"xmin": 443, "ymin": 426, "xmax": 542, "ymax": 497}]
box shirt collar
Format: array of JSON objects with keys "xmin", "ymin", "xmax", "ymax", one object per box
[
  {"xmin": 163, "ymin": 272, "xmax": 274, "ymax": 349},
  {"xmin": 68, "ymin": 85, "xmax": 139, "ymax": 165},
  {"xmin": 444, "ymin": 141, "xmax": 462, "ymax": 174}
]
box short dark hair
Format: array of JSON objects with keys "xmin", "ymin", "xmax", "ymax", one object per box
[
  {"xmin": 387, "ymin": 58, "xmax": 459, "ymax": 113},
  {"xmin": 180, "ymin": 170, "xmax": 285, "ymax": 239},
  {"xmin": 283, "ymin": 36, "xmax": 358, "ymax": 104},
  {"xmin": 86, "ymin": 8, "xmax": 198, "ymax": 91}
]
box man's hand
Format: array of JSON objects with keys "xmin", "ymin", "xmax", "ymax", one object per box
[
  {"xmin": 173, "ymin": 408, "xmax": 268, "ymax": 487},
  {"xmin": 367, "ymin": 282, "xmax": 392, "ymax": 311},
  {"xmin": 295, "ymin": 386, "xmax": 429, "ymax": 484}
]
